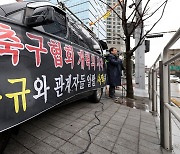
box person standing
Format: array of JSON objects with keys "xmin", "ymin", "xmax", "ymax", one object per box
[{"xmin": 106, "ymin": 47, "xmax": 124, "ymax": 98}]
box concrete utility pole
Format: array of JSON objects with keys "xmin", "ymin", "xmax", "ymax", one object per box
[{"xmin": 135, "ymin": 0, "xmax": 145, "ymax": 89}]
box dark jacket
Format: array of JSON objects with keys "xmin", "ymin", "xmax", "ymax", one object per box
[{"xmin": 106, "ymin": 54, "xmax": 124, "ymax": 86}]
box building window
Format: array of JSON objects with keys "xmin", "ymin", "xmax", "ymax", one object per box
[
  {"xmin": 117, "ymin": 25, "xmax": 121, "ymax": 29},
  {"xmin": 117, "ymin": 18, "xmax": 120, "ymax": 21}
]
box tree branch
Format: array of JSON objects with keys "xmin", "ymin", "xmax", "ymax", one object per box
[
  {"xmin": 143, "ymin": 0, "xmax": 168, "ymax": 22},
  {"xmin": 98, "ymin": 0, "xmax": 123, "ymax": 21},
  {"xmin": 129, "ymin": 0, "xmax": 169, "ymax": 56}
]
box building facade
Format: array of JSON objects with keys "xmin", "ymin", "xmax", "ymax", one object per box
[
  {"xmin": 106, "ymin": 0, "xmax": 125, "ymax": 52},
  {"xmin": 51, "ymin": 0, "xmax": 107, "ymax": 40}
]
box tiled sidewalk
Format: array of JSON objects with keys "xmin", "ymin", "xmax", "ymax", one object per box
[{"xmin": 4, "ymin": 96, "xmax": 162, "ymax": 154}]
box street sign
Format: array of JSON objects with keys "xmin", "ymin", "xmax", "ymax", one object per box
[{"xmin": 170, "ymin": 65, "xmax": 180, "ymax": 71}]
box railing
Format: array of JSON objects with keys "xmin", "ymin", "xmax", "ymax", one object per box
[{"xmin": 149, "ymin": 28, "xmax": 180, "ymax": 151}]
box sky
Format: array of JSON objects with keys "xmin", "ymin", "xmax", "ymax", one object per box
[{"xmin": 143, "ymin": 0, "xmax": 180, "ymax": 67}]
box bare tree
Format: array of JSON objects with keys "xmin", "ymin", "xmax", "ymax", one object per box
[{"xmin": 99, "ymin": 0, "xmax": 168, "ymax": 98}]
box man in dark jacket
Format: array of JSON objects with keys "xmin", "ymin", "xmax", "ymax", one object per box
[{"xmin": 106, "ymin": 47, "xmax": 124, "ymax": 98}]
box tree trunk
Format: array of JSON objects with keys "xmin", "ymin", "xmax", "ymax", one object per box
[{"xmin": 125, "ymin": 36, "xmax": 134, "ymax": 99}]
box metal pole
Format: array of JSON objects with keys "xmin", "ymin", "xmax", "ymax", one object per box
[
  {"xmin": 163, "ymin": 63, "xmax": 172, "ymax": 150},
  {"xmin": 154, "ymin": 70, "xmax": 157, "ymax": 114},
  {"xmin": 148, "ymin": 71, "xmax": 150, "ymax": 99},
  {"xmin": 135, "ymin": 0, "xmax": 145, "ymax": 89},
  {"xmin": 152, "ymin": 69, "xmax": 154, "ymax": 112},
  {"xmin": 159, "ymin": 61, "xmax": 164, "ymax": 147},
  {"xmin": 149, "ymin": 71, "xmax": 152, "ymax": 100}
]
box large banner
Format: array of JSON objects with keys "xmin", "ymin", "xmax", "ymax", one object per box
[{"xmin": 0, "ymin": 21, "xmax": 106, "ymax": 132}]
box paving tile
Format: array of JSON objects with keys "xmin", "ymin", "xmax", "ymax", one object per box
[
  {"xmin": 141, "ymin": 121, "xmax": 156, "ymax": 129},
  {"xmin": 116, "ymin": 138, "xmax": 138, "ymax": 152},
  {"xmin": 61, "ymin": 124, "xmax": 81, "ymax": 134},
  {"xmin": 108, "ymin": 119, "xmax": 124, "ymax": 127},
  {"xmin": 52, "ymin": 150, "xmax": 65, "ymax": 154},
  {"xmin": 119, "ymin": 105, "xmax": 130, "ymax": 110},
  {"xmin": 12, "ymin": 130, "xmax": 40, "ymax": 148},
  {"xmin": 58, "ymin": 110, "xmax": 73, "ymax": 116},
  {"xmin": 128, "ymin": 115, "xmax": 140, "ymax": 121},
  {"xmin": 111, "ymin": 116, "xmax": 126, "ymax": 123},
  {"xmin": 101, "ymin": 111, "xmax": 115, "ymax": 117},
  {"xmin": 52, "ymin": 113, "xmax": 67, "ymax": 119},
  {"xmin": 50, "ymin": 120, "xmax": 67, "ymax": 128},
  {"xmin": 3, "ymin": 139, "xmax": 27, "ymax": 154},
  {"xmin": 129, "ymin": 110, "xmax": 140, "ymax": 116},
  {"xmin": 71, "ymin": 112, "xmax": 84, "ymax": 118},
  {"xmin": 119, "ymin": 132, "xmax": 139, "ymax": 144},
  {"xmin": 101, "ymin": 126, "xmax": 119, "ymax": 137},
  {"xmin": 73, "ymin": 119, "xmax": 89, "ymax": 126},
  {"xmin": 43, "ymin": 135, "xmax": 66, "ymax": 148},
  {"xmin": 123, "ymin": 124, "xmax": 139, "ymax": 132},
  {"xmin": 48, "ymin": 114, "xmax": 63, "ymax": 122},
  {"xmin": 139, "ymin": 145, "xmax": 162, "ymax": 154},
  {"xmin": 89, "ymin": 127, "xmax": 102, "ymax": 136},
  {"xmin": 117, "ymin": 109, "xmax": 129, "ymax": 115},
  {"xmin": 88, "ymin": 143, "xmax": 111, "ymax": 154},
  {"xmin": 29, "ymin": 129, "xmax": 51, "ymax": 140},
  {"xmin": 141, "ymin": 118, "xmax": 156, "ymax": 125},
  {"xmin": 93, "ymin": 136, "xmax": 114, "ymax": 151},
  {"xmin": 22, "ymin": 150, "xmax": 34, "ymax": 154},
  {"xmin": 59, "ymin": 142, "xmax": 83, "ymax": 154},
  {"xmin": 69, "ymin": 121, "xmax": 87, "ymax": 130},
  {"xmin": 68, "ymin": 135, "xmax": 89, "ymax": 149},
  {"xmin": 97, "ymin": 118, "xmax": 109, "ymax": 126},
  {"xmin": 105, "ymin": 122, "xmax": 122, "ymax": 131},
  {"xmin": 98, "ymin": 131, "xmax": 118, "ymax": 143},
  {"xmin": 140, "ymin": 125, "xmax": 157, "ymax": 133},
  {"xmin": 140, "ymin": 128, "xmax": 158, "ymax": 138},
  {"xmin": 57, "ymin": 118, "xmax": 73, "ymax": 125},
  {"xmin": 54, "ymin": 129, "xmax": 74, "ymax": 141},
  {"xmin": 61, "ymin": 115, "xmax": 78, "ymax": 121},
  {"xmin": 112, "ymin": 144, "xmax": 137, "ymax": 154},
  {"xmin": 141, "ymin": 116, "xmax": 154, "ymax": 122},
  {"xmin": 121, "ymin": 127, "xmax": 139, "ymax": 138},
  {"xmin": 139, "ymin": 139, "xmax": 161, "ymax": 151},
  {"xmin": 21, "ymin": 123, "xmax": 39, "ymax": 134},
  {"xmin": 4, "ymin": 94, "xmax": 163, "ymax": 154},
  {"xmin": 125, "ymin": 118, "xmax": 140, "ymax": 127},
  {"xmin": 140, "ymin": 133, "xmax": 160, "ymax": 144},
  {"xmin": 82, "ymin": 122, "xmax": 99, "ymax": 132},
  {"xmin": 98, "ymin": 113, "xmax": 112, "ymax": 120},
  {"xmin": 75, "ymin": 130, "xmax": 96, "ymax": 141},
  {"xmin": 31, "ymin": 121, "xmax": 59, "ymax": 134},
  {"xmin": 29, "ymin": 141, "xmax": 56, "ymax": 154},
  {"xmin": 80, "ymin": 115, "xmax": 95, "ymax": 121}
]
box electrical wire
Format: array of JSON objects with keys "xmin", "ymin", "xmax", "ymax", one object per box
[
  {"xmin": 79, "ymin": 81, "xmax": 127, "ymax": 153},
  {"xmin": 78, "ymin": 101, "xmax": 104, "ymax": 154}
]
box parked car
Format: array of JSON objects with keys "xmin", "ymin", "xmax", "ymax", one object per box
[
  {"xmin": 170, "ymin": 75, "xmax": 179, "ymax": 83},
  {"xmin": 177, "ymin": 78, "xmax": 180, "ymax": 83},
  {"xmin": 0, "ymin": 1, "xmax": 107, "ymax": 152}
]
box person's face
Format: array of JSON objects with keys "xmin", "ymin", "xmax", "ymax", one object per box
[{"xmin": 111, "ymin": 48, "xmax": 117, "ymax": 55}]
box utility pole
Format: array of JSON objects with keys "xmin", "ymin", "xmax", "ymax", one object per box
[{"xmin": 135, "ymin": 0, "xmax": 145, "ymax": 89}]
